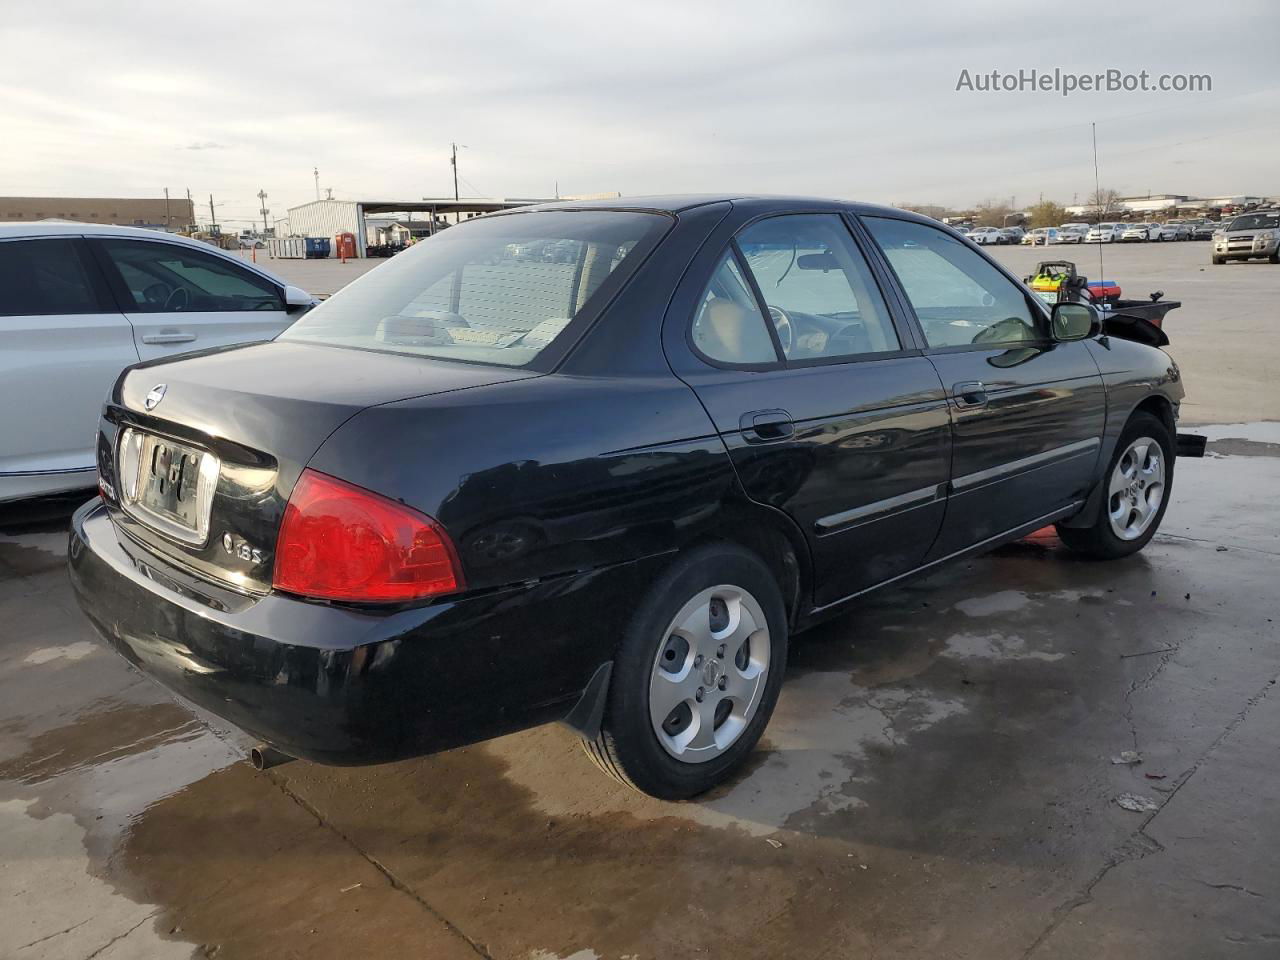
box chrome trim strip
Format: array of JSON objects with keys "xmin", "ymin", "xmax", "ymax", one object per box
[
  {"xmin": 0, "ymin": 465, "xmax": 95, "ymax": 477},
  {"xmin": 951, "ymin": 437, "xmax": 1100, "ymax": 493},
  {"xmin": 816, "ymin": 483, "xmax": 945, "ymax": 533}
]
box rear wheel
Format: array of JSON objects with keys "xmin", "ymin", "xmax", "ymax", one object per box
[
  {"xmin": 1056, "ymin": 412, "xmax": 1173, "ymax": 560},
  {"xmin": 582, "ymin": 543, "xmax": 787, "ymax": 799}
]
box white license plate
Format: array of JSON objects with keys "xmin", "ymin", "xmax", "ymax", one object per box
[{"xmin": 117, "ymin": 428, "xmax": 219, "ymax": 544}]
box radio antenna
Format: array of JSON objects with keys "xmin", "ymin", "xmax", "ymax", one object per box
[{"xmin": 1092, "ymin": 122, "xmax": 1105, "ymax": 292}]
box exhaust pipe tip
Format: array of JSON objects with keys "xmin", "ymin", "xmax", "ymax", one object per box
[{"xmin": 250, "ymin": 744, "xmax": 294, "ymax": 771}]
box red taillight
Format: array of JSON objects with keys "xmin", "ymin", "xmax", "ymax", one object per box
[{"xmin": 272, "ymin": 469, "xmax": 463, "ymax": 603}]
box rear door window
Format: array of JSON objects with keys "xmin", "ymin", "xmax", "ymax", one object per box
[
  {"xmin": 862, "ymin": 216, "xmax": 1042, "ymax": 349},
  {"xmin": 0, "ymin": 238, "xmax": 103, "ymax": 316},
  {"xmin": 690, "ymin": 250, "xmax": 779, "ymax": 365},
  {"xmin": 734, "ymin": 214, "xmax": 900, "ymax": 361},
  {"xmin": 97, "ymin": 239, "xmax": 283, "ymax": 313}
]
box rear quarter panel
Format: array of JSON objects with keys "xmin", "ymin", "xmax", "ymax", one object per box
[{"xmin": 306, "ymin": 372, "xmax": 739, "ymax": 591}]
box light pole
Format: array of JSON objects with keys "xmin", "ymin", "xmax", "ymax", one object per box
[{"xmin": 450, "ymin": 143, "xmax": 467, "ymax": 223}]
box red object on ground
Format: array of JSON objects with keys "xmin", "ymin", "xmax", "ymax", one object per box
[{"xmin": 335, "ymin": 231, "xmax": 357, "ymax": 262}]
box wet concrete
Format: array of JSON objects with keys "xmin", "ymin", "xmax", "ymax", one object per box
[{"xmin": 1, "ymin": 428, "xmax": 1277, "ymax": 959}]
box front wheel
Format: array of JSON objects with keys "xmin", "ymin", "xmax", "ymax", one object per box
[
  {"xmin": 582, "ymin": 544, "xmax": 787, "ymax": 799},
  {"xmin": 1213, "ymin": 256, "xmax": 1225, "ymax": 265},
  {"xmin": 1056, "ymin": 412, "xmax": 1173, "ymax": 560}
]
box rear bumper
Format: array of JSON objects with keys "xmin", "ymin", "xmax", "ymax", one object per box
[{"xmin": 69, "ymin": 500, "xmax": 651, "ymax": 764}]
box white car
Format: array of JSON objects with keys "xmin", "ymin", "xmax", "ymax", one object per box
[
  {"xmin": 0, "ymin": 223, "xmax": 314, "ymax": 502},
  {"xmin": 967, "ymin": 227, "xmax": 1002, "ymax": 245},
  {"xmin": 1160, "ymin": 222, "xmax": 1192, "ymax": 241},
  {"xmin": 1022, "ymin": 227, "xmax": 1059, "ymax": 245},
  {"xmin": 1085, "ymin": 223, "xmax": 1123, "ymax": 243},
  {"xmin": 1120, "ymin": 223, "xmax": 1162, "ymax": 242},
  {"xmin": 1052, "ymin": 226, "xmax": 1087, "ymax": 244}
]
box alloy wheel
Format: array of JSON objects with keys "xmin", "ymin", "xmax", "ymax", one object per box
[
  {"xmin": 1107, "ymin": 437, "xmax": 1165, "ymax": 541},
  {"xmin": 648, "ymin": 585, "xmax": 771, "ymax": 763}
]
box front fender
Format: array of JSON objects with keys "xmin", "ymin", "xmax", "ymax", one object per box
[{"xmin": 1059, "ymin": 338, "xmax": 1183, "ymax": 529}]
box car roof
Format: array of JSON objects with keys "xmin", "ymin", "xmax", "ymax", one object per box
[
  {"xmin": 507, "ymin": 194, "xmax": 948, "ymax": 225},
  {"xmin": 0, "ymin": 221, "xmax": 292, "ymax": 288}
]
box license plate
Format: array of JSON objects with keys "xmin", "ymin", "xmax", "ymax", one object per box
[{"xmin": 117, "ymin": 429, "xmax": 219, "ymax": 544}]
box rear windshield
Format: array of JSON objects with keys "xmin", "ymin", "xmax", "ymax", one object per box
[
  {"xmin": 1227, "ymin": 213, "xmax": 1280, "ymax": 231},
  {"xmin": 280, "ymin": 210, "xmax": 668, "ymax": 368}
]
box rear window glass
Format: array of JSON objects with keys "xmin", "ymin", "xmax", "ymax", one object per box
[
  {"xmin": 0, "ymin": 238, "xmax": 99, "ymax": 316},
  {"xmin": 280, "ymin": 210, "xmax": 668, "ymax": 368}
]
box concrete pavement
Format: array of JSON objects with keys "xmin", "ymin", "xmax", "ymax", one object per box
[{"xmin": 1, "ymin": 425, "xmax": 1277, "ymax": 959}]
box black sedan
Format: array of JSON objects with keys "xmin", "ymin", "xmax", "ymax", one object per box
[{"xmin": 69, "ymin": 196, "xmax": 1186, "ymax": 799}]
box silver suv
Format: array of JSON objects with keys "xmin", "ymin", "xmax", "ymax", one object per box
[{"xmin": 1213, "ymin": 212, "xmax": 1280, "ymax": 264}]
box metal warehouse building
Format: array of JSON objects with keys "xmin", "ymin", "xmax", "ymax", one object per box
[
  {"xmin": 0, "ymin": 196, "xmax": 194, "ymax": 229},
  {"xmin": 276, "ymin": 197, "xmax": 554, "ymax": 258}
]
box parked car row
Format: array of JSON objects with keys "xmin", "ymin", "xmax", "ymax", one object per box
[
  {"xmin": 964, "ymin": 226, "xmax": 1020, "ymax": 245},
  {"xmin": 976, "ymin": 219, "xmax": 1226, "ymax": 247}
]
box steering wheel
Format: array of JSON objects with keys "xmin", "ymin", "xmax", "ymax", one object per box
[
  {"xmin": 141, "ymin": 282, "xmax": 170, "ymax": 306},
  {"xmin": 163, "ymin": 286, "xmax": 190, "ymax": 311},
  {"xmin": 768, "ymin": 305, "xmax": 794, "ymax": 357}
]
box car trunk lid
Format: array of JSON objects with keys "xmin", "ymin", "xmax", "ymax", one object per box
[{"xmin": 102, "ymin": 340, "xmax": 537, "ymax": 594}]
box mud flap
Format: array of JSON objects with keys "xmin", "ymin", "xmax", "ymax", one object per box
[
  {"xmin": 560, "ymin": 661, "xmax": 613, "ymax": 741},
  {"xmin": 1177, "ymin": 433, "xmax": 1207, "ymax": 458}
]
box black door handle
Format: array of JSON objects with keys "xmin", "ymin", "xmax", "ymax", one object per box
[
  {"xmin": 952, "ymin": 381, "xmax": 988, "ymax": 409},
  {"xmin": 740, "ymin": 409, "xmax": 794, "ymax": 443}
]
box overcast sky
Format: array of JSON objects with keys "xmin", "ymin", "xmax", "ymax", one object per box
[{"xmin": 2, "ymin": 0, "xmax": 1276, "ymax": 225}]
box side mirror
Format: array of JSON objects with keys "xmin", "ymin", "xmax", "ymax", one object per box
[
  {"xmin": 284, "ymin": 285, "xmax": 315, "ymax": 312},
  {"xmin": 1050, "ymin": 302, "xmax": 1101, "ymax": 341}
]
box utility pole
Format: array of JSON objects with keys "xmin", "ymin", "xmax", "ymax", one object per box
[
  {"xmin": 208, "ymin": 194, "xmax": 217, "ymax": 234},
  {"xmin": 451, "ymin": 143, "xmax": 460, "ymax": 202},
  {"xmin": 314, "ymin": 167, "xmax": 320, "ymax": 201},
  {"xmin": 164, "ymin": 187, "xmax": 171, "ymax": 228},
  {"xmin": 451, "ymin": 142, "xmax": 461, "ymax": 223},
  {"xmin": 257, "ymin": 189, "xmax": 269, "ymax": 236},
  {"xmin": 186, "ymin": 188, "xmax": 193, "ymax": 230}
]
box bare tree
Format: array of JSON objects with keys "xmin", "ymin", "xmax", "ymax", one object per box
[
  {"xmin": 973, "ymin": 199, "xmax": 1015, "ymax": 228},
  {"xmin": 895, "ymin": 203, "xmax": 951, "ymax": 222},
  {"xmin": 1087, "ymin": 187, "xmax": 1122, "ymax": 219}
]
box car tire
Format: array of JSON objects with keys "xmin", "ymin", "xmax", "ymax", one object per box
[
  {"xmin": 1213, "ymin": 256, "xmax": 1225, "ymax": 265},
  {"xmin": 582, "ymin": 542, "xmax": 788, "ymax": 800},
  {"xmin": 1055, "ymin": 412, "xmax": 1174, "ymax": 560},
  {"xmin": 1269, "ymin": 251, "xmax": 1280, "ymax": 264}
]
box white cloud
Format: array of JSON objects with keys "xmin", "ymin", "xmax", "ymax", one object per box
[{"xmin": 1, "ymin": 0, "xmax": 1275, "ymax": 227}]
